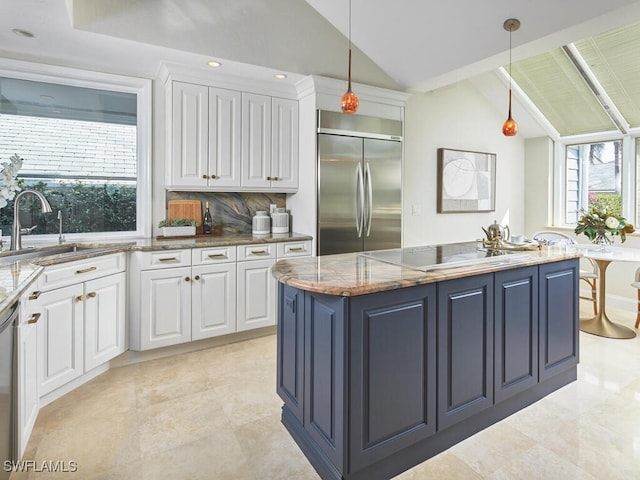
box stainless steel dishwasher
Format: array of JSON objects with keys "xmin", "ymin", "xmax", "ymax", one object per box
[{"xmin": 0, "ymin": 301, "xmax": 18, "ymax": 479}]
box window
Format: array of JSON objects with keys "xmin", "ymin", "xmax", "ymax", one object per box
[
  {"xmin": 565, "ymin": 140, "xmax": 622, "ymax": 224},
  {"xmin": 0, "ymin": 61, "xmax": 150, "ymax": 241}
]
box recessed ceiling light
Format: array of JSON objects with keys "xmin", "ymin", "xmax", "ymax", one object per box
[
  {"xmin": 274, "ymin": 73, "xmax": 287, "ymax": 80},
  {"xmin": 207, "ymin": 60, "xmax": 221, "ymax": 68},
  {"xmin": 12, "ymin": 28, "xmax": 34, "ymax": 38}
]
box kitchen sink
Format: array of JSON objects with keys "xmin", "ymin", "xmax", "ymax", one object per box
[{"xmin": 0, "ymin": 244, "xmax": 99, "ymax": 265}]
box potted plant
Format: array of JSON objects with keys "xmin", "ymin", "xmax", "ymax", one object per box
[{"xmin": 158, "ymin": 218, "xmax": 199, "ymax": 237}]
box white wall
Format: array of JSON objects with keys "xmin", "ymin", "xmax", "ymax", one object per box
[{"xmin": 403, "ymin": 80, "xmax": 526, "ymax": 247}]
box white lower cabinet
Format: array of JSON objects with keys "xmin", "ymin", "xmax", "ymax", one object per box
[
  {"xmin": 192, "ymin": 262, "xmax": 237, "ymax": 340},
  {"xmin": 237, "ymin": 258, "xmax": 276, "ymax": 331},
  {"xmin": 23, "ymin": 253, "xmax": 127, "ymax": 397},
  {"xmin": 129, "ymin": 246, "xmax": 237, "ymax": 350},
  {"xmin": 37, "ymin": 283, "xmax": 84, "ymax": 396},
  {"xmin": 129, "ymin": 240, "xmax": 310, "ymax": 350},
  {"xmin": 16, "ymin": 301, "xmax": 40, "ymax": 460},
  {"xmin": 84, "ymin": 272, "xmax": 126, "ymax": 371}
]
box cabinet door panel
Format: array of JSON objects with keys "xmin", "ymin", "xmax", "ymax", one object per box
[
  {"xmin": 276, "ymin": 284, "xmax": 304, "ymax": 423},
  {"xmin": 140, "ymin": 267, "xmax": 191, "ymax": 349},
  {"xmin": 304, "ymin": 292, "xmax": 346, "ymax": 471},
  {"xmin": 539, "ymin": 260, "xmax": 579, "ymax": 381},
  {"xmin": 209, "ymin": 87, "xmax": 241, "ymax": 187},
  {"xmin": 241, "ymin": 92, "xmax": 271, "ymax": 189},
  {"xmin": 38, "ymin": 284, "xmax": 84, "ymax": 396},
  {"xmin": 16, "ymin": 320, "xmax": 39, "ymax": 459},
  {"xmin": 349, "ymin": 284, "xmax": 436, "ymax": 472},
  {"xmin": 271, "ymin": 97, "xmax": 298, "ymax": 189},
  {"xmin": 84, "ymin": 272, "xmax": 126, "ymax": 371},
  {"xmin": 192, "ymin": 263, "xmax": 237, "ymax": 339},
  {"xmin": 494, "ymin": 267, "xmax": 538, "ymax": 402},
  {"xmin": 171, "ymin": 82, "xmax": 209, "ymax": 187},
  {"xmin": 237, "ymin": 259, "xmax": 275, "ymax": 331},
  {"xmin": 437, "ymin": 274, "xmax": 494, "ymax": 430}
]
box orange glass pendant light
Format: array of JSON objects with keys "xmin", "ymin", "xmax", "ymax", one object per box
[
  {"xmin": 502, "ymin": 18, "xmax": 520, "ymax": 136},
  {"xmin": 341, "ymin": 0, "xmax": 359, "ymax": 114}
]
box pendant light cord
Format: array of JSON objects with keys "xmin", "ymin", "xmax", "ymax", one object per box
[{"xmin": 348, "ymin": 0, "xmax": 352, "ymax": 90}]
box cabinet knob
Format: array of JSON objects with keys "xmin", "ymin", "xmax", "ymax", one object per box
[
  {"xmin": 202, "ymin": 174, "xmax": 209, "ymax": 179},
  {"xmin": 87, "ymin": 291, "xmax": 97, "ymax": 298},
  {"xmin": 210, "ymin": 174, "xmax": 217, "ymax": 179},
  {"xmin": 27, "ymin": 313, "xmax": 41, "ymax": 324},
  {"xmin": 266, "ymin": 176, "xmax": 272, "ymax": 180},
  {"xmin": 77, "ymin": 294, "xmax": 86, "ymax": 302},
  {"xmin": 194, "ymin": 275, "xmax": 200, "ymax": 280},
  {"xmin": 185, "ymin": 276, "xmax": 190, "ymax": 282},
  {"xmin": 28, "ymin": 290, "xmax": 41, "ymax": 300},
  {"xmin": 273, "ymin": 176, "xmax": 279, "ymax": 181}
]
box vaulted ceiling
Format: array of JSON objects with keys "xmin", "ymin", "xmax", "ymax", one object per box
[{"xmin": 2, "ymin": 0, "xmax": 640, "ymax": 137}]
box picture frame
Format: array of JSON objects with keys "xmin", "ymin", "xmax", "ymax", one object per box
[{"xmin": 437, "ymin": 148, "xmax": 496, "ymax": 213}]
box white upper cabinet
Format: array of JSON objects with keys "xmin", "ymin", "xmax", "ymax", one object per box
[
  {"xmin": 171, "ymin": 82, "xmax": 209, "ymax": 188},
  {"xmin": 166, "ymin": 73, "xmax": 298, "ymax": 192},
  {"xmin": 271, "ymin": 97, "xmax": 299, "ymax": 190},
  {"xmin": 241, "ymin": 92, "xmax": 272, "ymax": 189},
  {"xmin": 208, "ymin": 87, "xmax": 241, "ymax": 187}
]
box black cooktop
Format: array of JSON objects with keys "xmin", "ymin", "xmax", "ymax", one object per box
[{"xmin": 362, "ymin": 242, "xmax": 527, "ymax": 271}]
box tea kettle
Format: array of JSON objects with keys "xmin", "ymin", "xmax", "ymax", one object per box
[{"xmin": 482, "ymin": 220, "xmax": 510, "ymax": 243}]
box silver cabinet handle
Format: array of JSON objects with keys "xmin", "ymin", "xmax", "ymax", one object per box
[
  {"xmin": 288, "ymin": 247, "xmax": 304, "ymax": 252},
  {"xmin": 76, "ymin": 266, "xmax": 97, "ymax": 274},
  {"xmin": 159, "ymin": 257, "xmax": 178, "ymax": 262},
  {"xmin": 208, "ymin": 253, "xmax": 227, "ymax": 259},
  {"xmin": 28, "ymin": 313, "xmax": 41, "ymax": 324},
  {"xmin": 250, "ymin": 249, "xmax": 268, "ymax": 255},
  {"xmin": 29, "ymin": 290, "xmax": 41, "ymax": 300}
]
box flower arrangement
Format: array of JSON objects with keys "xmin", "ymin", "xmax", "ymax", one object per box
[
  {"xmin": 574, "ymin": 205, "xmax": 635, "ymax": 243},
  {"xmin": 0, "ymin": 154, "xmax": 23, "ymax": 208}
]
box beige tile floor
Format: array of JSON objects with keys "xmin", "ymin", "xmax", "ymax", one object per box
[{"xmin": 10, "ymin": 304, "xmax": 640, "ymax": 480}]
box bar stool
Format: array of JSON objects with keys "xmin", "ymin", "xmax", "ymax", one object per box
[
  {"xmin": 630, "ymin": 267, "xmax": 640, "ymax": 328},
  {"xmin": 532, "ymin": 230, "xmax": 599, "ymax": 314}
]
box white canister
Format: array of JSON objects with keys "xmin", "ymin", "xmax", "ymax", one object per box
[
  {"xmin": 271, "ymin": 208, "xmax": 289, "ymax": 234},
  {"xmin": 252, "ymin": 211, "xmax": 271, "ymax": 235}
]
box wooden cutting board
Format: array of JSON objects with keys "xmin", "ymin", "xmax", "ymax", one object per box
[{"xmin": 167, "ymin": 200, "xmax": 202, "ymax": 235}]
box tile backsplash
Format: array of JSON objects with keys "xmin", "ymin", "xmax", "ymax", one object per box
[{"xmin": 166, "ymin": 192, "xmax": 286, "ymax": 234}]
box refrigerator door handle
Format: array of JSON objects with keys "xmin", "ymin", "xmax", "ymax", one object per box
[
  {"xmin": 364, "ymin": 162, "xmax": 373, "ymax": 237},
  {"xmin": 355, "ymin": 163, "xmax": 364, "ymax": 237}
]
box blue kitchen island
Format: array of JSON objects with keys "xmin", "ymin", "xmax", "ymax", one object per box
[{"xmin": 271, "ymin": 243, "xmax": 580, "ymax": 480}]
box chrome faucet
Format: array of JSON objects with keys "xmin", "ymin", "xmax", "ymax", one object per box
[
  {"xmin": 11, "ymin": 190, "xmax": 53, "ymax": 251},
  {"xmin": 58, "ymin": 210, "xmax": 65, "ymax": 244}
]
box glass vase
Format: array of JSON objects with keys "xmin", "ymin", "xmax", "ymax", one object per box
[{"xmin": 592, "ymin": 230, "xmax": 612, "ymax": 251}]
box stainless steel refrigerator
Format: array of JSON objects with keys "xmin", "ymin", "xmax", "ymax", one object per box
[{"xmin": 317, "ymin": 110, "xmax": 402, "ymax": 255}]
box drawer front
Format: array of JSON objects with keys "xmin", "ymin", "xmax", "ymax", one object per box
[
  {"xmin": 277, "ymin": 240, "xmax": 312, "ymax": 258},
  {"xmin": 39, "ymin": 253, "xmax": 126, "ymax": 291},
  {"xmin": 134, "ymin": 249, "xmax": 191, "ymax": 270},
  {"xmin": 237, "ymin": 243, "xmax": 276, "ymax": 261},
  {"xmin": 192, "ymin": 246, "xmax": 237, "ymax": 265}
]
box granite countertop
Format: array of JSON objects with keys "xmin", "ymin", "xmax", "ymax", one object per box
[
  {"xmin": 271, "ymin": 245, "xmax": 581, "ymax": 297},
  {"xmin": 0, "ymin": 232, "xmax": 312, "ymax": 315}
]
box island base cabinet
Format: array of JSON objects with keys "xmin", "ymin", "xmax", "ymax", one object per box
[
  {"xmin": 494, "ymin": 266, "xmax": 539, "ymax": 402},
  {"xmin": 539, "ymin": 260, "xmax": 579, "ymax": 380},
  {"xmin": 277, "ymin": 258, "xmax": 580, "ymax": 480},
  {"xmin": 437, "ymin": 274, "xmax": 494, "ymax": 430},
  {"xmin": 348, "ymin": 285, "xmax": 436, "ymax": 473}
]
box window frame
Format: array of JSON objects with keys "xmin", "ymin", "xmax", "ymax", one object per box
[
  {"xmin": 553, "ymin": 131, "xmax": 637, "ymax": 227},
  {"xmin": 0, "ymin": 58, "xmax": 151, "ymax": 242}
]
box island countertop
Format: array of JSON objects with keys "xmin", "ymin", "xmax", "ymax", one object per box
[{"xmin": 271, "ymin": 243, "xmax": 581, "ymax": 296}]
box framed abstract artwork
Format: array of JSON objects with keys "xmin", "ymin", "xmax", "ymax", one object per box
[{"xmin": 437, "ymin": 148, "xmax": 496, "ymax": 213}]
